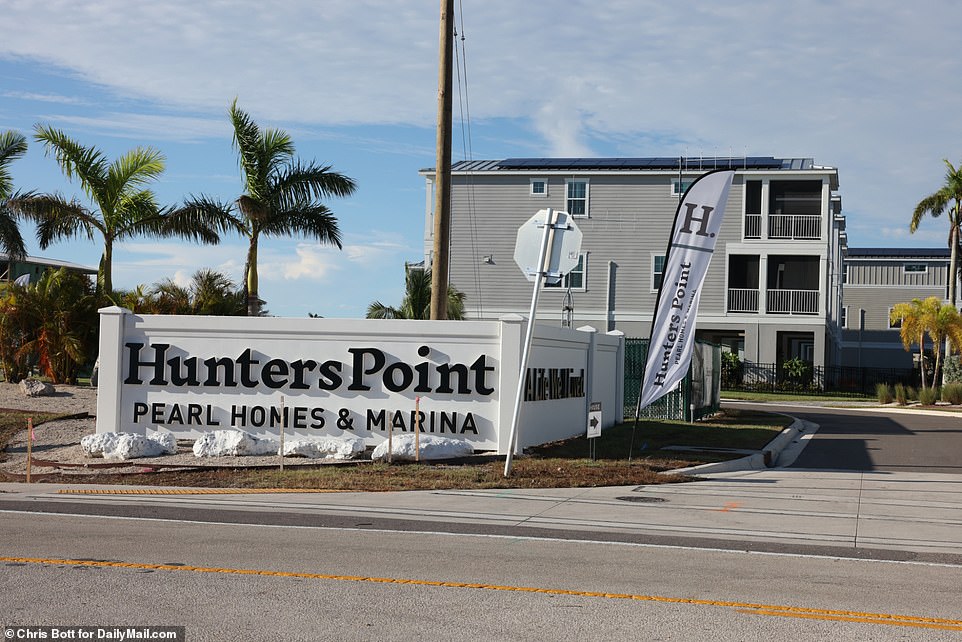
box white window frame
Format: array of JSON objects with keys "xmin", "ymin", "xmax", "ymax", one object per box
[
  {"xmin": 888, "ymin": 307, "xmax": 902, "ymax": 329},
  {"xmin": 529, "ymin": 178, "xmax": 548, "ymax": 198},
  {"xmin": 565, "ymin": 179, "xmax": 589, "ymax": 218},
  {"xmin": 903, "ymin": 263, "xmax": 927, "ymax": 274},
  {"xmin": 651, "ymin": 254, "xmax": 666, "ymax": 292},
  {"xmin": 545, "ymin": 253, "xmax": 587, "ymax": 291},
  {"xmin": 840, "ymin": 306, "xmax": 848, "ymax": 329}
]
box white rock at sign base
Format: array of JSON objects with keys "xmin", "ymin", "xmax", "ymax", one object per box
[
  {"xmin": 371, "ymin": 434, "xmax": 474, "ymax": 462},
  {"xmin": 192, "ymin": 430, "xmax": 278, "ymax": 457},
  {"xmin": 81, "ymin": 432, "xmax": 177, "ymax": 460},
  {"xmin": 283, "ymin": 436, "xmax": 365, "ymax": 460}
]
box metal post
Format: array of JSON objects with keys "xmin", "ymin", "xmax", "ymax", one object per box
[{"xmin": 504, "ymin": 209, "xmax": 558, "ymax": 477}]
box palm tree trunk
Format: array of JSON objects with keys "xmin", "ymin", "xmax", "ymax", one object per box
[
  {"xmin": 246, "ymin": 236, "xmax": 259, "ymax": 316},
  {"xmin": 919, "ymin": 332, "xmax": 928, "ymax": 389},
  {"xmin": 100, "ymin": 240, "xmax": 113, "ymax": 295}
]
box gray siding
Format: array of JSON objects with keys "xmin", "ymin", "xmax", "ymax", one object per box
[
  {"xmin": 429, "ymin": 162, "xmax": 843, "ymax": 367},
  {"xmin": 843, "ymin": 285, "xmax": 945, "ymax": 331},
  {"xmin": 846, "ymin": 261, "xmax": 947, "ymax": 288}
]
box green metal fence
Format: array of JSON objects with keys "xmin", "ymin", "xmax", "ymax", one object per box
[{"xmin": 623, "ymin": 338, "xmax": 721, "ymax": 421}]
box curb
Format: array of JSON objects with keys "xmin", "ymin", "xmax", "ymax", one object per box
[{"xmin": 662, "ymin": 416, "xmax": 810, "ymax": 477}]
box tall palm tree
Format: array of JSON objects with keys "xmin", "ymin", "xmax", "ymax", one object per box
[
  {"xmin": 170, "ymin": 100, "xmax": 357, "ymax": 315},
  {"xmin": 367, "ymin": 266, "xmax": 466, "ymax": 320},
  {"xmin": 7, "ymin": 125, "xmax": 215, "ymax": 295},
  {"xmin": 0, "ymin": 130, "xmax": 28, "ymax": 258},
  {"xmin": 911, "ymin": 159, "xmax": 962, "ymax": 306}
]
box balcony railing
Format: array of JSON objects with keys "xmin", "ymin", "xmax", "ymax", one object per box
[
  {"xmin": 727, "ymin": 288, "xmax": 759, "ymax": 313},
  {"xmin": 768, "ymin": 214, "xmax": 821, "ymax": 240},
  {"xmin": 744, "ymin": 214, "xmax": 761, "ymax": 239},
  {"xmin": 767, "ymin": 289, "xmax": 819, "ymax": 314}
]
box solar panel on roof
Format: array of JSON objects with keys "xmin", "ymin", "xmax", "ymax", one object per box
[{"xmin": 496, "ymin": 156, "xmax": 786, "ymax": 170}]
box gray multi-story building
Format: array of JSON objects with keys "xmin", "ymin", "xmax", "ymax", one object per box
[
  {"xmin": 421, "ymin": 157, "xmax": 846, "ymax": 369},
  {"xmin": 841, "ymin": 247, "xmax": 954, "ymax": 369}
]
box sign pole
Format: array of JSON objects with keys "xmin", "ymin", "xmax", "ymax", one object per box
[
  {"xmin": 279, "ymin": 396, "xmax": 285, "ymax": 472},
  {"xmin": 26, "ymin": 417, "xmax": 33, "ymax": 483},
  {"xmin": 504, "ymin": 209, "xmax": 557, "ymax": 477},
  {"xmin": 415, "ymin": 396, "xmax": 422, "ymax": 463}
]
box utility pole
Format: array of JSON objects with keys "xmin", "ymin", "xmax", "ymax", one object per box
[{"xmin": 430, "ymin": 0, "xmax": 454, "ymax": 320}]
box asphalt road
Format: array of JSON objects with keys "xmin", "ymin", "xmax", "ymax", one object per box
[
  {"xmin": 743, "ymin": 403, "xmax": 962, "ymax": 473},
  {"xmin": 2, "ymin": 404, "xmax": 962, "ymax": 640},
  {"xmin": 3, "ymin": 512, "xmax": 961, "ymax": 641}
]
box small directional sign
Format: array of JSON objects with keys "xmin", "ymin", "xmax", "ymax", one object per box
[{"xmin": 587, "ymin": 402, "xmax": 602, "ymax": 438}]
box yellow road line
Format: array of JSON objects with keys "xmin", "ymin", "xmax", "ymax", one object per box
[
  {"xmin": 3, "ymin": 556, "xmax": 960, "ymax": 631},
  {"xmin": 56, "ymin": 488, "xmax": 345, "ymax": 495}
]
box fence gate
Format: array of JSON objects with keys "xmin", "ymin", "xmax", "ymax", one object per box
[{"xmin": 623, "ymin": 338, "xmax": 721, "ymax": 421}]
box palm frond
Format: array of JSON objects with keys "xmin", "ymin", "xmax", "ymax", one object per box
[
  {"xmin": 33, "ymin": 124, "xmax": 108, "ymax": 198},
  {"xmin": 259, "ymin": 202, "xmax": 342, "ymax": 248},
  {"xmin": 268, "ymin": 160, "xmax": 358, "ymax": 207},
  {"xmin": 366, "ymin": 301, "xmax": 404, "ymax": 319},
  {"xmin": 0, "ymin": 130, "xmax": 28, "ymax": 198},
  {"xmin": 106, "ymin": 146, "xmax": 165, "ymax": 207},
  {"xmin": 6, "ymin": 193, "xmax": 99, "ymax": 247},
  {"xmin": 0, "ymin": 207, "xmax": 26, "ymax": 258},
  {"xmin": 169, "ymin": 196, "xmax": 248, "ymax": 239}
]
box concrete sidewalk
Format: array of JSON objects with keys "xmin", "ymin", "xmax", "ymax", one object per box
[
  {"xmin": 3, "ymin": 404, "xmax": 962, "ymax": 560},
  {"xmin": 3, "ymin": 466, "xmax": 962, "ymax": 559}
]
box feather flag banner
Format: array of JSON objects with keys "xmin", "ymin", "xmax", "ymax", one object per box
[{"xmin": 636, "ymin": 169, "xmax": 735, "ymax": 411}]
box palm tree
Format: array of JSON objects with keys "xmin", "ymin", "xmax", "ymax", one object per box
[
  {"xmin": 12, "ymin": 268, "xmax": 98, "ymax": 384},
  {"xmin": 891, "ymin": 298, "xmax": 930, "ymax": 388},
  {"xmin": 7, "ymin": 125, "xmax": 216, "ymax": 295},
  {"xmin": 367, "ymin": 266, "xmax": 466, "ymax": 319},
  {"xmin": 115, "ymin": 269, "xmax": 244, "ymax": 315},
  {"xmin": 169, "ymin": 100, "xmax": 357, "ymax": 315},
  {"xmin": 0, "ymin": 130, "xmax": 28, "ymax": 258},
  {"xmin": 911, "ymin": 159, "xmax": 962, "ymax": 306},
  {"xmin": 924, "ymin": 296, "xmax": 962, "ymax": 385}
]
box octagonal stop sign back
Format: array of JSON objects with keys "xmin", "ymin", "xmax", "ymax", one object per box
[{"xmin": 513, "ymin": 209, "xmax": 583, "ymax": 283}]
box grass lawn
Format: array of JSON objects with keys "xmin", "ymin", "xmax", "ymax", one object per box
[
  {"xmin": 721, "ymin": 390, "xmax": 871, "ymax": 403},
  {"xmin": 0, "ymin": 408, "xmax": 789, "ymax": 491}
]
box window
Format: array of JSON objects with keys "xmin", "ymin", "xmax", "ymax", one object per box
[
  {"xmin": 903, "ymin": 263, "xmax": 927, "ymax": 274},
  {"xmin": 566, "ymin": 179, "xmax": 588, "ymax": 217},
  {"xmin": 671, "ymin": 179, "xmax": 695, "ymax": 197},
  {"xmin": 652, "ymin": 254, "xmax": 665, "ymax": 291},
  {"xmin": 530, "ymin": 178, "xmax": 548, "ymax": 197},
  {"xmin": 840, "ymin": 306, "xmax": 847, "ymax": 329},
  {"xmin": 888, "ymin": 307, "xmax": 902, "ymax": 329},
  {"xmin": 546, "ymin": 253, "xmax": 586, "ymax": 290}
]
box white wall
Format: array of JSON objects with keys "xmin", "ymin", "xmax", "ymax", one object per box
[{"xmin": 97, "ymin": 308, "xmax": 624, "ymax": 455}]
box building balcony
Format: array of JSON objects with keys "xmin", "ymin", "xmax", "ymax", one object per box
[
  {"xmin": 768, "ymin": 214, "xmax": 821, "ymax": 240},
  {"xmin": 767, "ymin": 289, "xmax": 819, "ymax": 314},
  {"xmin": 727, "ymin": 288, "xmax": 759, "ymax": 313},
  {"xmin": 744, "ymin": 214, "xmax": 761, "ymax": 239}
]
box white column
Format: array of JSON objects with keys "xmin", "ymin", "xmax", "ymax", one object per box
[
  {"xmin": 95, "ymin": 306, "xmax": 132, "ymax": 435},
  {"xmin": 497, "ymin": 314, "xmax": 524, "ymax": 455}
]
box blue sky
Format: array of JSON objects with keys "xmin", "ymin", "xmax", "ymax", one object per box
[{"xmin": 2, "ymin": 0, "xmax": 961, "ymax": 317}]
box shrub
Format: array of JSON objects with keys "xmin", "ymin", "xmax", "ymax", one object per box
[
  {"xmin": 907, "ymin": 386, "xmax": 919, "ymax": 401},
  {"xmin": 894, "ymin": 383, "xmax": 908, "ymax": 406},
  {"xmin": 721, "ymin": 352, "xmax": 743, "ymax": 389},
  {"xmin": 919, "ymin": 386, "xmax": 939, "ymax": 406},
  {"xmin": 876, "ymin": 383, "xmax": 894, "ymax": 404},
  {"xmin": 942, "ymin": 382, "xmax": 962, "ymax": 405}
]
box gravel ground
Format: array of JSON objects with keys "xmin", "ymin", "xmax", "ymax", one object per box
[{"xmin": 0, "ymin": 382, "xmax": 343, "ymax": 479}]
